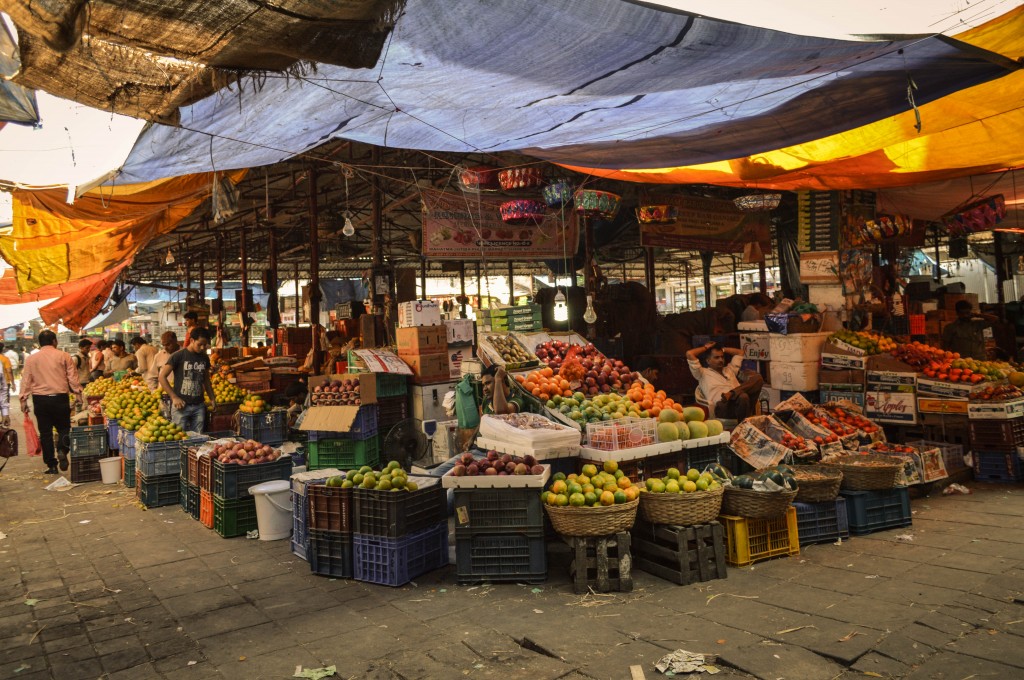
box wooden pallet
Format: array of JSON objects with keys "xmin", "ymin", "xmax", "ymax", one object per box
[
  {"xmin": 565, "ymin": 532, "xmax": 632, "ymax": 594},
  {"xmin": 631, "ymin": 520, "xmax": 727, "ymax": 585}
]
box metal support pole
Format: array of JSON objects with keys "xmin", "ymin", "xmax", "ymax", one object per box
[
  {"xmin": 184, "ymin": 241, "xmax": 192, "ymax": 303},
  {"xmin": 934, "ymin": 226, "xmax": 942, "ymax": 284},
  {"xmin": 508, "ymin": 261, "xmax": 514, "ymax": 306},
  {"xmin": 476, "ymin": 262, "xmax": 482, "ymax": 310},
  {"xmin": 309, "ymin": 168, "xmax": 322, "ymax": 372},
  {"xmin": 295, "ymin": 263, "xmax": 301, "ymax": 324},
  {"xmin": 215, "ymin": 233, "xmax": 224, "ymax": 321},
  {"xmin": 644, "ymin": 246, "xmax": 656, "ymax": 293},
  {"xmin": 994, "ymin": 229, "xmax": 1006, "ymax": 320},
  {"xmin": 239, "ymin": 220, "xmax": 249, "ymax": 347},
  {"xmin": 459, "ymin": 263, "xmax": 467, "ymax": 319},
  {"xmin": 268, "ymin": 222, "xmax": 279, "ymax": 332},
  {"xmin": 759, "ymin": 261, "xmax": 768, "ymax": 294},
  {"xmin": 732, "ymin": 255, "xmax": 738, "ymax": 293},
  {"xmin": 583, "ymin": 215, "xmax": 596, "ymax": 294},
  {"xmin": 198, "ymin": 256, "xmax": 205, "ymax": 304},
  {"xmin": 701, "ymin": 252, "xmax": 714, "ymax": 308},
  {"xmin": 420, "ymin": 259, "xmax": 427, "ymax": 300}
]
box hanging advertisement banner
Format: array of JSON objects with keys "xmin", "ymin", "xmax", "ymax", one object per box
[
  {"xmin": 421, "ymin": 189, "xmax": 579, "ymax": 259},
  {"xmin": 638, "ymin": 196, "xmax": 771, "ymax": 253}
]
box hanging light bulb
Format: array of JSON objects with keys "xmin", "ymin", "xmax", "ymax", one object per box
[
  {"xmin": 583, "ymin": 295, "xmax": 597, "ymax": 324},
  {"xmin": 164, "ymin": 248, "xmax": 175, "ymax": 265},
  {"xmin": 553, "ymin": 289, "xmax": 568, "ymax": 322},
  {"xmin": 342, "ymin": 211, "xmax": 355, "ymax": 237}
]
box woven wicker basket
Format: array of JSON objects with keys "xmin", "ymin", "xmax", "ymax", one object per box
[
  {"xmin": 721, "ymin": 487, "xmax": 797, "ymax": 519},
  {"xmin": 544, "ymin": 497, "xmax": 639, "ymax": 537},
  {"xmin": 793, "ymin": 465, "xmax": 844, "ymax": 503},
  {"xmin": 823, "ymin": 454, "xmax": 903, "ymax": 491},
  {"xmin": 639, "ymin": 486, "xmax": 724, "ymax": 525}
]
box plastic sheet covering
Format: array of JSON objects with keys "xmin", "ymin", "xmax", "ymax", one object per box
[
  {"xmin": 115, "ymin": 0, "xmax": 1014, "ymax": 184},
  {"xmin": 0, "ymin": 21, "xmax": 38, "ymax": 125},
  {"xmin": 478, "ymin": 414, "xmax": 582, "ymax": 449}
]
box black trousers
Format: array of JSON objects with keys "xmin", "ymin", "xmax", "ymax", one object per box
[{"xmin": 33, "ymin": 394, "xmax": 71, "ymax": 469}]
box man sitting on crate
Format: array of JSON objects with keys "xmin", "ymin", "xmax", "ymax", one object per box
[
  {"xmin": 687, "ymin": 341, "xmax": 763, "ymax": 421},
  {"xmin": 158, "ymin": 328, "xmax": 216, "ymax": 434}
]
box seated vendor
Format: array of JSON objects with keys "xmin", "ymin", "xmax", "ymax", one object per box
[
  {"xmin": 480, "ymin": 364, "xmax": 523, "ymax": 415},
  {"xmin": 686, "ymin": 342, "xmax": 763, "ymax": 421}
]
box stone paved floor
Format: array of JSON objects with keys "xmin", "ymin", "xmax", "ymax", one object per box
[{"xmin": 3, "ymin": 407, "xmax": 1024, "ymax": 679}]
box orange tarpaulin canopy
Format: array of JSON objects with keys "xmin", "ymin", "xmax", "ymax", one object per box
[
  {"xmin": 556, "ymin": 6, "xmax": 1024, "ymax": 190},
  {"xmin": 0, "ymin": 171, "xmax": 244, "ymax": 294},
  {"xmin": 37, "ymin": 263, "xmax": 129, "ymax": 330}
]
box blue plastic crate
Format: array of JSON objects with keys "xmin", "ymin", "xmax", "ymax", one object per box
[
  {"xmin": 840, "ymin": 487, "xmax": 911, "ymax": 535},
  {"xmin": 454, "ymin": 528, "xmax": 546, "ymax": 584},
  {"xmin": 137, "ymin": 436, "xmax": 209, "ymax": 477},
  {"xmin": 118, "ymin": 429, "xmax": 136, "ymax": 461},
  {"xmin": 308, "ymin": 405, "xmax": 379, "ymax": 442},
  {"xmin": 308, "ymin": 529, "xmax": 353, "ymax": 578},
  {"xmin": 105, "ymin": 418, "xmax": 120, "ymax": 451},
  {"xmin": 353, "ymin": 523, "xmax": 449, "ymax": 587},
  {"xmin": 794, "ymin": 498, "xmax": 850, "ymax": 546},
  {"xmin": 291, "ymin": 477, "xmax": 328, "ymax": 561},
  {"xmin": 972, "ymin": 450, "xmax": 1024, "ymax": 483},
  {"xmin": 70, "ymin": 425, "xmax": 108, "ymax": 458},
  {"xmin": 239, "ymin": 410, "xmax": 287, "ymax": 446}
]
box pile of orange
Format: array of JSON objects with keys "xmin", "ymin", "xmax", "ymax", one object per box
[
  {"xmin": 625, "ymin": 381, "xmax": 684, "ymax": 419},
  {"xmin": 515, "ymin": 367, "xmax": 574, "ymax": 401}
]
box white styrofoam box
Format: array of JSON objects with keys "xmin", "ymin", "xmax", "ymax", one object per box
[
  {"xmin": 444, "ymin": 318, "xmax": 475, "ymax": 345},
  {"xmin": 767, "ymin": 332, "xmax": 831, "ymax": 363},
  {"xmin": 461, "ymin": 357, "xmax": 483, "ymax": 377},
  {"xmin": 410, "ymin": 381, "xmax": 459, "ymax": 424},
  {"xmin": 474, "ymin": 436, "xmax": 580, "ymax": 460},
  {"xmin": 807, "ymin": 284, "xmax": 846, "ymax": 310},
  {"xmin": 737, "ymin": 320, "xmax": 769, "ymax": 332},
  {"xmin": 769, "ymin": 361, "xmax": 820, "ymax": 391},
  {"xmin": 447, "ymin": 346, "xmax": 472, "ymax": 381},
  {"xmin": 398, "ymin": 300, "xmax": 441, "ymax": 328},
  {"xmin": 442, "ymin": 463, "xmax": 551, "ymax": 489},
  {"xmin": 740, "ymin": 332, "xmax": 771, "ymax": 361}
]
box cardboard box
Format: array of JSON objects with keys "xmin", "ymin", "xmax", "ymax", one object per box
[
  {"xmin": 866, "ymin": 371, "xmax": 917, "ymax": 393},
  {"xmin": 307, "ymin": 372, "xmax": 378, "ymax": 406},
  {"xmin": 740, "ymin": 332, "xmax": 771, "ymax": 361},
  {"xmin": 396, "ymin": 325, "xmax": 448, "ymax": 356},
  {"xmin": 916, "ymin": 377, "xmax": 985, "ymax": 399},
  {"xmin": 917, "ymin": 397, "xmax": 969, "ymax": 415},
  {"xmin": 821, "ymin": 388, "xmax": 865, "ymax": 408},
  {"xmin": 967, "ymin": 398, "xmax": 1024, "ymax": 420},
  {"xmin": 820, "ymin": 341, "xmax": 867, "ymax": 370},
  {"xmin": 769, "ymin": 361, "xmax": 820, "ymax": 391},
  {"xmin": 398, "ymin": 300, "xmax": 442, "ymax": 328},
  {"xmin": 864, "ymin": 391, "xmax": 918, "ymax": 424},
  {"xmin": 445, "ymin": 319, "xmax": 475, "ymax": 346},
  {"xmin": 818, "ymin": 368, "xmax": 865, "ymax": 385},
  {"xmin": 401, "ymin": 352, "xmax": 451, "ymax": 385},
  {"xmin": 767, "ymin": 332, "xmax": 831, "ymax": 363},
  {"xmin": 447, "ymin": 346, "xmax": 472, "ymax": 381}
]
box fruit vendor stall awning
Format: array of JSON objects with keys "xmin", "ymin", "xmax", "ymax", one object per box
[
  {"xmin": 558, "ymin": 5, "xmax": 1024, "ymax": 190},
  {"xmin": 110, "ymin": 0, "xmax": 1017, "ymax": 184}
]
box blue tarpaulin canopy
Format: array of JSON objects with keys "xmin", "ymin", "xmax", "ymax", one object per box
[{"xmin": 116, "ymin": 0, "xmax": 1017, "ymax": 184}]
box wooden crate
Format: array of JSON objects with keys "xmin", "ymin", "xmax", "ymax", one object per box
[
  {"xmin": 631, "ymin": 520, "xmax": 727, "ymax": 585},
  {"xmin": 564, "ymin": 531, "xmax": 633, "ymax": 594}
]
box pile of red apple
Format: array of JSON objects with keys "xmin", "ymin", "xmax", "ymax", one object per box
[
  {"xmin": 212, "ymin": 439, "xmax": 282, "ymax": 465},
  {"xmin": 805, "ymin": 410, "xmax": 857, "ymax": 438},
  {"xmin": 968, "ymin": 384, "xmax": 1024, "ymax": 402},
  {"xmin": 312, "ymin": 378, "xmax": 361, "ymax": 406},
  {"xmin": 451, "ymin": 450, "xmax": 544, "ymax": 477},
  {"xmin": 891, "ymin": 342, "xmax": 955, "ymax": 371},
  {"xmin": 779, "ymin": 431, "xmax": 811, "ymax": 452},
  {"xmin": 821, "ymin": 406, "xmax": 880, "ymax": 434},
  {"xmin": 867, "ymin": 442, "xmax": 916, "ymax": 455},
  {"xmin": 533, "ymin": 340, "xmax": 640, "ymax": 393}
]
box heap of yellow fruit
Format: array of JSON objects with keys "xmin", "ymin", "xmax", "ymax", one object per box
[
  {"xmin": 135, "ymin": 414, "xmax": 187, "ymax": 443},
  {"xmin": 211, "ymin": 373, "xmax": 248, "ymax": 405},
  {"xmin": 84, "ymin": 377, "xmax": 116, "ymax": 397},
  {"xmin": 105, "ymin": 389, "xmax": 164, "ymax": 432},
  {"xmin": 541, "ymin": 461, "xmax": 640, "ymax": 508},
  {"xmin": 238, "ymin": 394, "xmax": 267, "ymax": 415}
]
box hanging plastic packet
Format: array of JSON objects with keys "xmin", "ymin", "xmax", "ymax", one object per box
[{"xmin": 212, "ymin": 174, "xmax": 238, "ymax": 224}]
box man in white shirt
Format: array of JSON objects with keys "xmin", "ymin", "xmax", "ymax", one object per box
[
  {"xmin": 687, "ymin": 342, "xmax": 763, "ymax": 420},
  {"xmin": 131, "ymin": 336, "xmax": 158, "ymax": 381},
  {"xmin": 146, "ymin": 331, "xmax": 180, "ymax": 390}
]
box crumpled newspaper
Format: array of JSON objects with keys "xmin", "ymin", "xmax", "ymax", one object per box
[
  {"xmin": 45, "ymin": 476, "xmax": 73, "ymax": 491},
  {"xmin": 294, "ymin": 665, "xmax": 336, "ymax": 680},
  {"xmin": 655, "ymin": 650, "xmax": 720, "ymax": 675}
]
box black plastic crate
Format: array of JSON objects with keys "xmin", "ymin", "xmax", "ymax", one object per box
[
  {"xmin": 840, "ymin": 487, "xmax": 911, "ymax": 535},
  {"xmin": 308, "ymin": 405, "xmax": 379, "ymax": 442},
  {"xmin": 137, "ymin": 472, "xmax": 180, "ymax": 508},
  {"xmin": 452, "ymin": 487, "xmax": 544, "ymax": 532},
  {"xmin": 455, "ymin": 528, "xmax": 546, "ymax": 584},
  {"xmin": 179, "ymin": 479, "xmax": 200, "ymax": 519},
  {"xmin": 238, "ymin": 410, "xmax": 288, "ymax": 446},
  {"xmin": 122, "ymin": 457, "xmax": 135, "ymax": 488},
  {"xmin": 308, "ymin": 484, "xmax": 352, "ymax": 533},
  {"xmin": 308, "ymin": 529, "xmax": 353, "ymax": 578},
  {"xmin": 352, "ymin": 479, "xmax": 446, "ymax": 538},
  {"xmin": 70, "ymin": 456, "xmax": 102, "ymax": 483},
  {"xmin": 353, "ymin": 523, "xmax": 448, "ymax": 587},
  {"xmin": 793, "ymin": 499, "xmax": 850, "ymax": 546},
  {"xmin": 631, "ymin": 520, "xmax": 727, "ymax": 585},
  {"xmin": 376, "ymin": 396, "xmax": 409, "ymax": 432},
  {"xmin": 684, "ymin": 442, "xmax": 725, "ymax": 474},
  {"xmin": 972, "ymin": 450, "xmax": 1024, "ymax": 483},
  {"xmin": 720, "ymin": 445, "xmax": 755, "ymax": 476},
  {"xmin": 70, "ymin": 425, "xmax": 107, "ymax": 458},
  {"xmin": 968, "ymin": 418, "xmax": 1024, "ymax": 453},
  {"xmin": 213, "ymin": 495, "xmax": 258, "ymax": 538},
  {"xmin": 375, "ymin": 374, "xmax": 409, "ymax": 398},
  {"xmin": 212, "ymin": 457, "xmax": 292, "ymax": 500}
]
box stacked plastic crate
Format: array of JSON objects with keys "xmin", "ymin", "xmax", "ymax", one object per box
[{"xmin": 69, "ymin": 425, "xmax": 108, "ymax": 483}]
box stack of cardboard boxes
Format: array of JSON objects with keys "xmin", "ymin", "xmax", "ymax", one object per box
[
  {"xmin": 444, "ymin": 319, "xmax": 474, "ymax": 381},
  {"xmin": 476, "ymin": 304, "xmax": 542, "ymax": 333},
  {"xmin": 396, "ymin": 324, "xmax": 449, "ymax": 386}
]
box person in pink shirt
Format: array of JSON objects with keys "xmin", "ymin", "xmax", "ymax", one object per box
[{"xmin": 20, "ymin": 330, "xmax": 83, "ymax": 474}]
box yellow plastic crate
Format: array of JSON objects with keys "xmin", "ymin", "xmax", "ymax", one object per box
[{"xmin": 719, "ymin": 507, "xmax": 800, "ymax": 567}]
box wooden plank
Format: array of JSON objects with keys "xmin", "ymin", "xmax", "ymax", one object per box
[
  {"xmin": 596, "ymin": 536, "xmax": 611, "ymax": 592},
  {"xmin": 629, "ymin": 665, "xmax": 646, "ymax": 680}
]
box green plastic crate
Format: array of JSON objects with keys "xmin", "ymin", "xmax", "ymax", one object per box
[
  {"xmin": 123, "ymin": 458, "xmax": 135, "ymax": 488},
  {"xmin": 308, "ymin": 436, "xmax": 380, "ymax": 471},
  {"xmin": 213, "ymin": 495, "xmax": 258, "ymax": 538},
  {"xmin": 375, "ymin": 373, "xmax": 408, "ymax": 398}
]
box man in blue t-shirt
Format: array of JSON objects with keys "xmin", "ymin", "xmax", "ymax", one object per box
[{"xmin": 159, "ymin": 327, "xmax": 216, "ymax": 433}]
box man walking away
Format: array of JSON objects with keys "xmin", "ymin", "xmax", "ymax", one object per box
[
  {"xmin": 20, "ymin": 330, "xmax": 82, "ymax": 474},
  {"xmin": 0, "ymin": 342, "xmax": 13, "ymax": 394},
  {"xmin": 74, "ymin": 339, "xmax": 93, "ymax": 388},
  {"xmin": 147, "ymin": 332, "xmax": 179, "ymax": 391},
  {"xmin": 159, "ymin": 327, "xmax": 216, "ymax": 434}
]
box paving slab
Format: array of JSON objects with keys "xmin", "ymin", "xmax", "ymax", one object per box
[
  {"xmin": 721, "ymin": 640, "xmax": 845, "ymax": 680},
  {"xmin": 903, "ymin": 649, "xmax": 1023, "ymax": 679}
]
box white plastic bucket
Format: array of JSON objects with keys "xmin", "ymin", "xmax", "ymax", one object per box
[
  {"xmin": 249, "ymin": 480, "xmax": 292, "ymax": 541},
  {"xmin": 99, "ymin": 456, "xmax": 121, "ymax": 484}
]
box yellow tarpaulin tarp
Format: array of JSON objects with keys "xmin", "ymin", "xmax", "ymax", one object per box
[
  {"xmin": 557, "ymin": 6, "xmax": 1024, "ymax": 190},
  {"xmin": 0, "ymin": 171, "xmax": 244, "ymax": 293}
]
